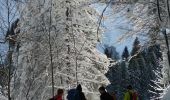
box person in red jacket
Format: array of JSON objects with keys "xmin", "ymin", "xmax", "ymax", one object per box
[
  {"xmin": 55, "ymin": 89, "xmax": 64, "ymax": 100},
  {"xmin": 111, "ymin": 91, "xmax": 117, "ymax": 100},
  {"xmin": 50, "ymin": 89, "xmax": 64, "ymax": 100}
]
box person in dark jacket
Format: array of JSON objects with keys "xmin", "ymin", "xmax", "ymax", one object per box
[
  {"xmin": 75, "ymin": 84, "xmax": 86, "ymax": 100},
  {"xmin": 67, "ymin": 88, "xmax": 76, "ymax": 100},
  {"xmin": 98, "ymin": 86, "xmax": 113, "ymax": 100}
]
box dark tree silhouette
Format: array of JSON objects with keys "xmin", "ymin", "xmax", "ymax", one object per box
[
  {"xmin": 105, "ymin": 48, "xmax": 111, "ymax": 58},
  {"xmin": 131, "ymin": 37, "xmax": 140, "ymax": 56},
  {"xmin": 122, "ymin": 46, "xmax": 129, "ymax": 60}
]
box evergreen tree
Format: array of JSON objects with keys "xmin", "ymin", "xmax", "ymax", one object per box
[
  {"xmin": 122, "ymin": 46, "xmax": 130, "ymax": 60},
  {"xmin": 128, "ymin": 54, "xmax": 143, "ymax": 98},
  {"xmin": 131, "ymin": 37, "xmax": 140, "ymax": 56},
  {"xmin": 106, "ymin": 62, "xmax": 126, "ymax": 100},
  {"xmin": 128, "ymin": 44, "xmax": 163, "ymax": 99},
  {"xmin": 104, "ymin": 46, "xmax": 120, "ymax": 60},
  {"xmin": 147, "ymin": 45, "xmax": 164, "ymax": 99},
  {"xmin": 107, "ymin": 44, "xmax": 163, "ymax": 99}
]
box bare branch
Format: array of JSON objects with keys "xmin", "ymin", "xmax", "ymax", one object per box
[{"xmin": 97, "ymin": 0, "xmax": 112, "ymax": 42}]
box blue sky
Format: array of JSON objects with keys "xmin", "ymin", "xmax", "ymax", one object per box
[
  {"xmin": 0, "ymin": 0, "xmax": 19, "ymax": 60},
  {"xmin": 92, "ymin": 3, "xmax": 134, "ymax": 54}
]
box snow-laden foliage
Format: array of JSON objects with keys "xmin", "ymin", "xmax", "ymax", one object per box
[
  {"xmin": 0, "ymin": 0, "xmax": 167, "ymax": 99},
  {"xmin": 108, "ymin": 1, "xmax": 157, "ymax": 43},
  {"xmin": 104, "ymin": 1, "xmax": 169, "ymax": 99},
  {"xmin": 12, "ymin": 0, "xmax": 110, "ymax": 100},
  {"xmin": 162, "ymin": 86, "xmax": 170, "ymax": 100},
  {"xmin": 106, "ymin": 39, "xmax": 164, "ymax": 100},
  {"xmin": 129, "ymin": 44, "xmax": 163, "ymax": 99},
  {"xmin": 0, "ymin": 92, "xmax": 7, "ymax": 100},
  {"xmin": 94, "ymin": 1, "xmax": 168, "ymax": 99}
]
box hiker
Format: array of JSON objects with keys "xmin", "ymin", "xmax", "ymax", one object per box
[
  {"xmin": 98, "ymin": 86, "xmax": 113, "ymax": 100},
  {"xmin": 49, "ymin": 89, "xmax": 64, "ymax": 100},
  {"xmin": 67, "ymin": 88, "xmax": 76, "ymax": 100},
  {"xmin": 124, "ymin": 85, "xmax": 138, "ymax": 100},
  {"xmin": 67, "ymin": 84, "xmax": 86, "ymax": 100},
  {"xmin": 75, "ymin": 84, "xmax": 86, "ymax": 100}
]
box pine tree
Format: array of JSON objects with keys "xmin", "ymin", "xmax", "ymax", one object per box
[
  {"xmin": 122, "ymin": 46, "xmax": 129, "ymax": 61},
  {"xmin": 104, "ymin": 45, "xmax": 119, "ymax": 60},
  {"xmin": 106, "ymin": 62, "xmax": 125, "ymax": 100},
  {"xmin": 147, "ymin": 45, "xmax": 164, "ymax": 99},
  {"xmin": 131, "ymin": 37, "xmax": 140, "ymax": 56},
  {"xmin": 128, "ymin": 44, "xmax": 163, "ymax": 99},
  {"xmin": 106, "ymin": 56, "xmax": 130, "ymax": 100}
]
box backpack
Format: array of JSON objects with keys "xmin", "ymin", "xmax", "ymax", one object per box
[
  {"xmin": 132, "ymin": 92, "xmax": 138, "ymax": 100},
  {"xmin": 67, "ymin": 89, "xmax": 77, "ymax": 100},
  {"xmin": 74, "ymin": 91, "xmax": 80, "ymax": 100}
]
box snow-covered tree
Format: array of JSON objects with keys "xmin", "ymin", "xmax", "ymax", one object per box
[
  {"xmin": 12, "ymin": 0, "xmax": 110, "ymax": 100},
  {"xmin": 128, "ymin": 44, "xmax": 164, "ymax": 99}
]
